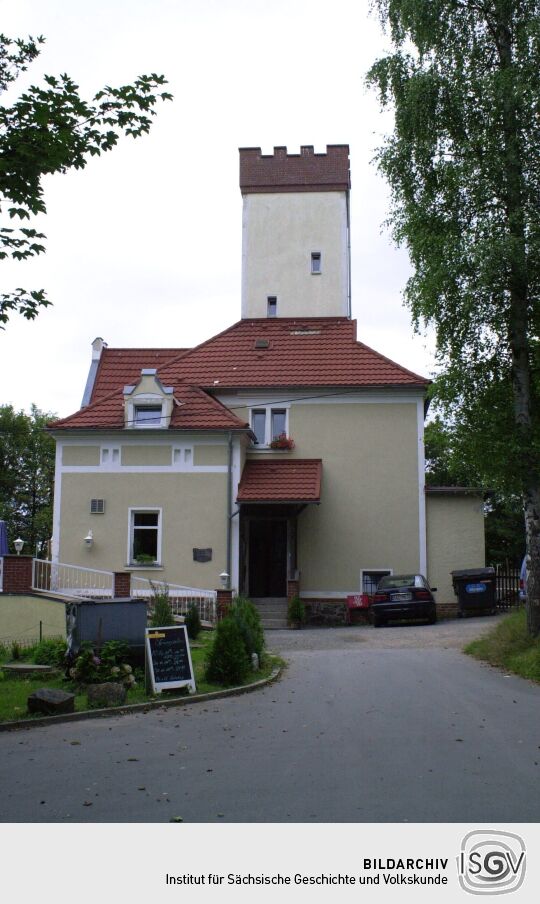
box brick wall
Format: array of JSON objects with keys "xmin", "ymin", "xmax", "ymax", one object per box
[
  {"xmin": 216, "ymin": 588, "xmax": 232, "ymax": 620},
  {"xmin": 240, "ymin": 145, "xmax": 350, "ymax": 193},
  {"xmin": 113, "ymin": 572, "xmax": 132, "ymax": 599},
  {"xmin": 2, "ymin": 555, "xmax": 33, "ymax": 593}
]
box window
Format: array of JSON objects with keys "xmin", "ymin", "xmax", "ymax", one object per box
[
  {"xmin": 267, "ymin": 296, "xmax": 277, "ymax": 317},
  {"xmin": 361, "ymin": 569, "xmax": 392, "ymax": 596},
  {"xmin": 134, "ymin": 405, "xmax": 162, "ymax": 426},
  {"xmin": 311, "ymin": 252, "xmax": 321, "ymax": 274},
  {"xmin": 129, "ymin": 509, "xmax": 161, "ymax": 564},
  {"xmin": 90, "ymin": 499, "xmax": 105, "ymax": 514},
  {"xmin": 250, "ymin": 406, "xmax": 289, "ymax": 446}
]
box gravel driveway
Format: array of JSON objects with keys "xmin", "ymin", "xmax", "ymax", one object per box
[{"xmin": 267, "ymin": 613, "xmax": 499, "ymax": 653}]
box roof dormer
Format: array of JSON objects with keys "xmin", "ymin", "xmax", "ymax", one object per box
[{"xmin": 124, "ymin": 369, "xmax": 174, "ymax": 429}]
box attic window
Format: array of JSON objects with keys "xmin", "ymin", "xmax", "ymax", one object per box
[
  {"xmin": 254, "ymin": 338, "xmax": 270, "ymax": 349},
  {"xmin": 267, "ymin": 296, "xmax": 277, "ymax": 317},
  {"xmin": 134, "ymin": 405, "xmax": 162, "ymax": 426},
  {"xmin": 311, "ymin": 252, "xmax": 322, "ymax": 274}
]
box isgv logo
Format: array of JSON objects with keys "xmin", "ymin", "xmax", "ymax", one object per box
[{"xmin": 458, "ymin": 831, "xmax": 526, "ymax": 895}]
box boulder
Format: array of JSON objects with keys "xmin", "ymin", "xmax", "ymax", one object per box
[
  {"xmin": 86, "ymin": 682, "xmax": 127, "ymax": 708},
  {"xmin": 27, "ymin": 688, "xmax": 76, "ymax": 715}
]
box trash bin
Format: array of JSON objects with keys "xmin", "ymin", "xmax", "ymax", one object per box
[{"xmin": 451, "ymin": 568, "xmax": 496, "ymax": 616}]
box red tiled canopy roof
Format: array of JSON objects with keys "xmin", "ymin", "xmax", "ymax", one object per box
[
  {"xmin": 237, "ymin": 459, "xmax": 322, "ymax": 504},
  {"xmin": 51, "ymin": 384, "xmax": 249, "ymax": 432},
  {"xmin": 158, "ymin": 318, "xmax": 429, "ymax": 390}
]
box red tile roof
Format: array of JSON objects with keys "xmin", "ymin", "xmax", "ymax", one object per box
[
  {"xmin": 91, "ymin": 348, "xmax": 189, "ymax": 403},
  {"xmin": 237, "ymin": 459, "xmax": 322, "ymax": 503},
  {"xmin": 51, "ymin": 384, "xmax": 249, "ymax": 432},
  {"xmin": 158, "ymin": 318, "xmax": 429, "ymax": 389}
]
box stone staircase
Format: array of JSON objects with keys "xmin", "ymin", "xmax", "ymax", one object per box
[{"xmin": 251, "ymin": 597, "xmax": 288, "ymax": 630}]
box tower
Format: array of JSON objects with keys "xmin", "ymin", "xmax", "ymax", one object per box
[{"xmin": 239, "ymin": 145, "xmax": 351, "ymax": 319}]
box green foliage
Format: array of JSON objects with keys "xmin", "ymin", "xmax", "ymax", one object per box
[
  {"xmin": 229, "ymin": 596, "xmax": 264, "ymax": 657},
  {"xmin": 149, "ymin": 582, "xmax": 175, "ymax": 627},
  {"xmin": 0, "ymin": 32, "xmax": 172, "ymax": 326},
  {"xmin": 465, "ymin": 608, "xmax": 540, "ymax": 683},
  {"xmin": 10, "ymin": 641, "xmax": 20, "ymax": 660},
  {"xmin": 205, "ymin": 617, "xmax": 250, "ymax": 686},
  {"xmin": 69, "ymin": 640, "xmax": 136, "ymax": 687},
  {"xmin": 184, "ymin": 603, "xmax": 202, "ymax": 641},
  {"xmin": 368, "ymin": 0, "xmax": 540, "ymax": 633},
  {"xmin": 0, "ymin": 403, "xmax": 56, "ymax": 554},
  {"xmin": 287, "ymin": 596, "xmax": 306, "ymax": 626},
  {"xmin": 30, "ymin": 637, "xmax": 66, "ymax": 667}
]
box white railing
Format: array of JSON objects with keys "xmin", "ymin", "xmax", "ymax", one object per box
[
  {"xmin": 32, "ymin": 559, "xmax": 114, "ymax": 599},
  {"xmin": 131, "ymin": 576, "xmax": 217, "ymax": 625}
]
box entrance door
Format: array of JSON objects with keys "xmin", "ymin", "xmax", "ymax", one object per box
[{"xmin": 248, "ymin": 519, "xmax": 287, "ymax": 597}]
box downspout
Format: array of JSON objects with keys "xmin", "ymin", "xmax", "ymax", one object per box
[{"xmin": 226, "ymin": 431, "xmax": 233, "ymax": 589}]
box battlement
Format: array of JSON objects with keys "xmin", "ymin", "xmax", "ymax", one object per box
[{"xmin": 239, "ymin": 144, "xmax": 350, "ymax": 194}]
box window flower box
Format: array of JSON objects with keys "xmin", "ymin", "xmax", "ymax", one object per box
[{"xmin": 269, "ymin": 433, "xmax": 295, "ymax": 450}]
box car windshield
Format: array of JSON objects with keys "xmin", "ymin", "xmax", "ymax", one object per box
[{"xmin": 378, "ymin": 574, "xmax": 426, "ymax": 589}]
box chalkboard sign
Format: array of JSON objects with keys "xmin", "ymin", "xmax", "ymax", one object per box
[{"xmin": 145, "ymin": 625, "xmax": 196, "ymax": 694}]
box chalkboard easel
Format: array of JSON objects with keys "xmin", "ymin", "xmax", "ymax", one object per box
[{"xmin": 145, "ymin": 625, "xmax": 196, "ymax": 695}]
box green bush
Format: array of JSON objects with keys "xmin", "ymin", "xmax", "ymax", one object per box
[
  {"xmin": 287, "ymin": 596, "xmax": 306, "ymax": 625},
  {"xmin": 205, "ymin": 617, "xmax": 250, "ymax": 686},
  {"xmin": 30, "ymin": 637, "xmax": 67, "ymax": 667},
  {"xmin": 465, "ymin": 608, "xmax": 540, "ymax": 682},
  {"xmin": 230, "ymin": 596, "xmax": 264, "ymax": 657},
  {"xmin": 149, "ymin": 582, "xmax": 175, "ymax": 627},
  {"xmin": 69, "ymin": 640, "xmax": 137, "ymax": 688},
  {"xmin": 185, "ymin": 603, "xmax": 202, "ymax": 640}
]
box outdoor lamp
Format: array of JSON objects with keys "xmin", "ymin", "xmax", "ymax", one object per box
[
  {"xmin": 84, "ymin": 529, "xmax": 93, "ymax": 547},
  {"xmin": 14, "ymin": 537, "xmax": 24, "ymax": 555},
  {"xmin": 219, "ymin": 571, "xmax": 229, "ymax": 589}
]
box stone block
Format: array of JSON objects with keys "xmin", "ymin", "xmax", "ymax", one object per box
[
  {"xmin": 27, "ymin": 688, "xmax": 76, "ymax": 715},
  {"xmin": 86, "ymin": 682, "xmax": 127, "ymax": 708}
]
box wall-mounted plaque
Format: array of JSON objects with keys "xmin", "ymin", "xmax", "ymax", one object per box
[{"xmin": 193, "ymin": 548, "xmax": 212, "ymax": 563}]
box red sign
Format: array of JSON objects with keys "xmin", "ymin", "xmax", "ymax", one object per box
[{"xmin": 346, "ymin": 594, "xmax": 370, "ymax": 609}]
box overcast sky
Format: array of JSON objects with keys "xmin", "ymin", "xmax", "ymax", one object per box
[{"xmin": 0, "ymin": 0, "xmax": 436, "ymax": 418}]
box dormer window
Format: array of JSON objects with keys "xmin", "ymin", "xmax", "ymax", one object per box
[
  {"xmin": 134, "ymin": 405, "xmax": 163, "ymax": 426},
  {"xmin": 124, "ymin": 368, "xmax": 174, "ymax": 430}
]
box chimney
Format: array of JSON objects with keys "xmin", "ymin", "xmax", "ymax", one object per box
[{"xmin": 81, "ymin": 337, "xmax": 107, "ymax": 407}]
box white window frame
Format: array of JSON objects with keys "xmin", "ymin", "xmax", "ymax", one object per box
[
  {"xmin": 126, "ymin": 394, "xmax": 167, "ymax": 429},
  {"xmin": 101, "ymin": 446, "xmax": 120, "ymax": 466},
  {"xmin": 250, "ymin": 405, "xmax": 290, "ymax": 447},
  {"xmin": 128, "ymin": 507, "xmax": 162, "ymax": 565},
  {"xmin": 173, "ymin": 445, "xmax": 193, "ymax": 469}
]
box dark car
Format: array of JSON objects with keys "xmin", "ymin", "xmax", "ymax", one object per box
[{"xmin": 371, "ymin": 574, "xmax": 437, "ymax": 627}]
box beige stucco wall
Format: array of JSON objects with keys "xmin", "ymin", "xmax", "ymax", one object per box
[
  {"xmin": 193, "ymin": 445, "xmax": 227, "ymax": 466},
  {"xmin": 244, "ymin": 401, "xmax": 421, "ymax": 592},
  {"xmin": 121, "ymin": 445, "xmax": 172, "ymax": 466},
  {"xmin": 242, "ymin": 191, "xmax": 349, "ymax": 318},
  {"xmin": 426, "ymin": 494, "xmax": 485, "ymax": 603},
  {"xmin": 62, "ymin": 445, "xmax": 100, "ymax": 466},
  {"xmin": 0, "ymin": 594, "xmax": 66, "ymax": 643},
  {"xmin": 58, "ymin": 472, "xmax": 228, "ymax": 589}
]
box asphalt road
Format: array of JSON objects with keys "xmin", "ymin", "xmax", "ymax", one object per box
[{"xmin": 1, "ymin": 618, "xmax": 539, "ymax": 823}]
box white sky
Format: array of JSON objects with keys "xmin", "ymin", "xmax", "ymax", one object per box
[{"xmin": 0, "ymin": 0, "xmax": 436, "ymax": 418}]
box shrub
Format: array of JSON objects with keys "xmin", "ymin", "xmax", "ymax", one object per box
[
  {"xmin": 230, "ymin": 596, "xmax": 264, "ymax": 658},
  {"xmin": 185, "ymin": 603, "xmax": 202, "ymax": 640},
  {"xmin": 31, "ymin": 637, "xmax": 67, "ymax": 667},
  {"xmin": 205, "ymin": 617, "xmax": 250, "ymax": 686},
  {"xmin": 149, "ymin": 582, "xmax": 175, "ymax": 627},
  {"xmin": 10, "ymin": 641, "xmax": 21, "ymax": 660},
  {"xmin": 288, "ymin": 596, "xmax": 306, "ymax": 626},
  {"xmin": 69, "ymin": 640, "xmax": 137, "ymax": 688}
]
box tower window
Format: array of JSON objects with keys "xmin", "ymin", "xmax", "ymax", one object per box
[
  {"xmin": 267, "ymin": 296, "xmax": 277, "ymax": 317},
  {"xmin": 311, "ymin": 252, "xmax": 322, "ymax": 274}
]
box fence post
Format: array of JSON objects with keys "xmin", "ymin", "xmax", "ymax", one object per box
[
  {"xmin": 1, "ymin": 555, "xmax": 34, "ymax": 593},
  {"xmin": 113, "ymin": 571, "xmax": 132, "ymax": 599}
]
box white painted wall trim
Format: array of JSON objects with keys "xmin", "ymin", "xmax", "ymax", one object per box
[
  {"xmin": 51, "ymin": 440, "xmax": 63, "ymax": 564},
  {"xmin": 230, "ymin": 436, "xmax": 242, "ymax": 593},
  {"xmin": 218, "ymin": 390, "xmax": 424, "ymax": 408},
  {"xmin": 417, "ymin": 398, "xmax": 427, "ymax": 575},
  {"xmin": 60, "ymin": 465, "xmax": 228, "ymax": 474}
]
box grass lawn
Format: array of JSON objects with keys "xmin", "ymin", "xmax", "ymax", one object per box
[
  {"xmin": 0, "ymin": 631, "xmax": 281, "ymax": 724},
  {"xmin": 464, "ymin": 607, "xmax": 540, "ymax": 683}
]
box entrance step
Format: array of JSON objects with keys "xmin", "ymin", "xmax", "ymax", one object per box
[{"xmin": 251, "ymin": 597, "xmax": 288, "ymax": 630}]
